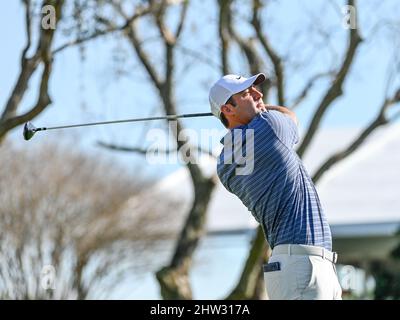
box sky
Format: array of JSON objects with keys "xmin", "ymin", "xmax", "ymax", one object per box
[{"xmin": 1, "ymin": 0, "xmax": 399, "ymax": 180}]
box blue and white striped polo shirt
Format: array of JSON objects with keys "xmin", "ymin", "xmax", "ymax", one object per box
[{"xmin": 217, "ymin": 111, "xmax": 332, "ymax": 251}]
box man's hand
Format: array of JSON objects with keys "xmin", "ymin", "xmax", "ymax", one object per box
[{"xmin": 264, "ymin": 104, "xmax": 298, "ymax": 126}]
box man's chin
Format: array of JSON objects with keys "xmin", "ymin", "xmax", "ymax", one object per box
[
  {"xmin": 257, "ymin": 103, "xmax": 266, "ymax": 112},
  {"xmin": 257, "ymin": 105, "xmax": 267, "ymax": 112}
]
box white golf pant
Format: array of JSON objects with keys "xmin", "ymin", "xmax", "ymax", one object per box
[{"xmin": 263, "ymin": 244, "xmax": 342, "ymax": 300}]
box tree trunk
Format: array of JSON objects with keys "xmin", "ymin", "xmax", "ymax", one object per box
[
  {"xmin": 156, "ymin": 175, "xmax": 216, "ymax": 299},
  {"xmin": 225, "ymin": 226, "xmax": 270, "ymax": 299}
]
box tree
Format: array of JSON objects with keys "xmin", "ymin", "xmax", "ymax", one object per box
[
  {"xmin": 0, "ymin": 0, "xmax": 64, "ymax": 143},
  {"xmin": 92, "ymin": 0, "xmax": 218, "ymax": 299},
  {"xmin": 0, "ymin": 141, "xmax": 171, "ymax": 299},
  {"xmin": 0, "ymin": 0, "xmax": 153, "ymax": 145}
]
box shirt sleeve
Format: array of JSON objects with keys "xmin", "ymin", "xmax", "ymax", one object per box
[{"xmin": 259, "ymin": 111, "xmax": 299, "ymax": 148}]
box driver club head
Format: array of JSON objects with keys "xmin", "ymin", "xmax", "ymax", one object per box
[{"xmin": 23, "ymin": 121, "xmax": 37, "ymax": 141}]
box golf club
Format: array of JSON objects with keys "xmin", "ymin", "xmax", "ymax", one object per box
[{"xmin": 23, "ymin": 112, "xmax": 214, "ymax": 141}]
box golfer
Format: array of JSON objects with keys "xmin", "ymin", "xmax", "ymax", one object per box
[{"xmin": 209, "ymin": 73, "xmax": 342, "ymax": 300}]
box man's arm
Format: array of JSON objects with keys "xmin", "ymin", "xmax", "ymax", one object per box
[{"xmin": 265, "ymin": 105, "xmax": 298, "ymax": 126}]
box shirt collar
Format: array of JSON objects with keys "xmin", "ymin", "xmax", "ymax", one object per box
[{"xmin": 219, "ymin": 113, "xmax": 262, "ymax": 145}]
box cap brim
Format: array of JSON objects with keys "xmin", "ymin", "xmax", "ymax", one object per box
[
  {"xmin": 252, "ymin": 73, "xmax": 266, "ymax": 86},
  {"xmin": 231, "ymin": 73, "xmax": 266, "ymax": 95}
]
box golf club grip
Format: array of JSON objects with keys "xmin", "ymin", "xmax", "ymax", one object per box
[{"xmin": 181, "ymin": 112, "xmax": 214, "ymax": 118}]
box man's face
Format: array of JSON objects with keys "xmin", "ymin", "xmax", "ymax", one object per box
[{"xmin": 223, "ymin": 85, "xmax": 265, "ymax": 126}]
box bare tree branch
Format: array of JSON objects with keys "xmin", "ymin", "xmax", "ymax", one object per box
[
  {"xmin": 297, "ymin": 0, "xmax": 363, "ymax": 158},
  {"xmin": 291, "ymin": 71, "xmax": 336, "ymax": 109},
  {"xmin": 225, "ymin": 0, "xmax": 272, "ymax": 103},
  {"xmin": 1, "ymin": 56, "xmax": 51, "ymax": 134},
  {"xmin": 52, "ymin": 3, "xmax": 156, "ymax": 56},
  {"xmin": 21, "ymin": 0, "xmax": 32, "ymax": 58},
  {"xmin": 229, "ymin": 29, "xmax": 272, "ymax": 101},
  {"xmin": 150, "ymin": 0, "xmax": 189, "ymax": 47},
  {"xmin": 0, "ymin": 55, "xmax": 41, "ymax": 123},
  {"xmin": 0, "ymin": 0, "xmax": 64, "ymax": 142},
  {"xmin": 251, "ymin": 0, "xmax": 285, "ymax": 105},
  {"xmin": 177, "ymin": 44, "xmax": 221, "ymax": 71},
  {"xmin": 218, "ymin": 0, "xmax": 231, "ymax": 74},
  {"xmin": 97, "ymin": 141, "xmax": 148, "ymax": 154},
  {"xmin": 312, "ymin": 89, "xmax": 400, "ymax": 183},
  {"xmin": 97, "ymin": 140, "xmax": 217, "ymax": 158},
  {"xmin": 174, "ymin": 0, "xmax": 189, "ymax": 41},
  {"xmin": 126, "ymin": 21, "xmax": 163, "ymax": 92},
  {"xmin": 53, "ymin": 27, "xmax": 114, "ymax": 55},
  {"xmin": 152, "ymin": 0, "xmax": 175, "ymax": 46}
]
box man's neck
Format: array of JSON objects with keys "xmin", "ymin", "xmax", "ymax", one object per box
[{"xmin": 228, "ymin": 114, "xmax": 259, "ymax": 129}]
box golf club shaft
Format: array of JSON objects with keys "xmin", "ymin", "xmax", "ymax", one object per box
[{"xmin": 34, "ymin": 112, "xmax": 214, "ymax": 132}]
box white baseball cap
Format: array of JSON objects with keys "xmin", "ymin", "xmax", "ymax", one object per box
[{"xmin": 209, "ymin": 73, "xmax": 266, "ymax": 118}]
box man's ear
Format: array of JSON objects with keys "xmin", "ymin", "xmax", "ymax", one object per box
[{"xmin": 221, "ymin": 104, "xmax": 235, "ymax": 116}]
